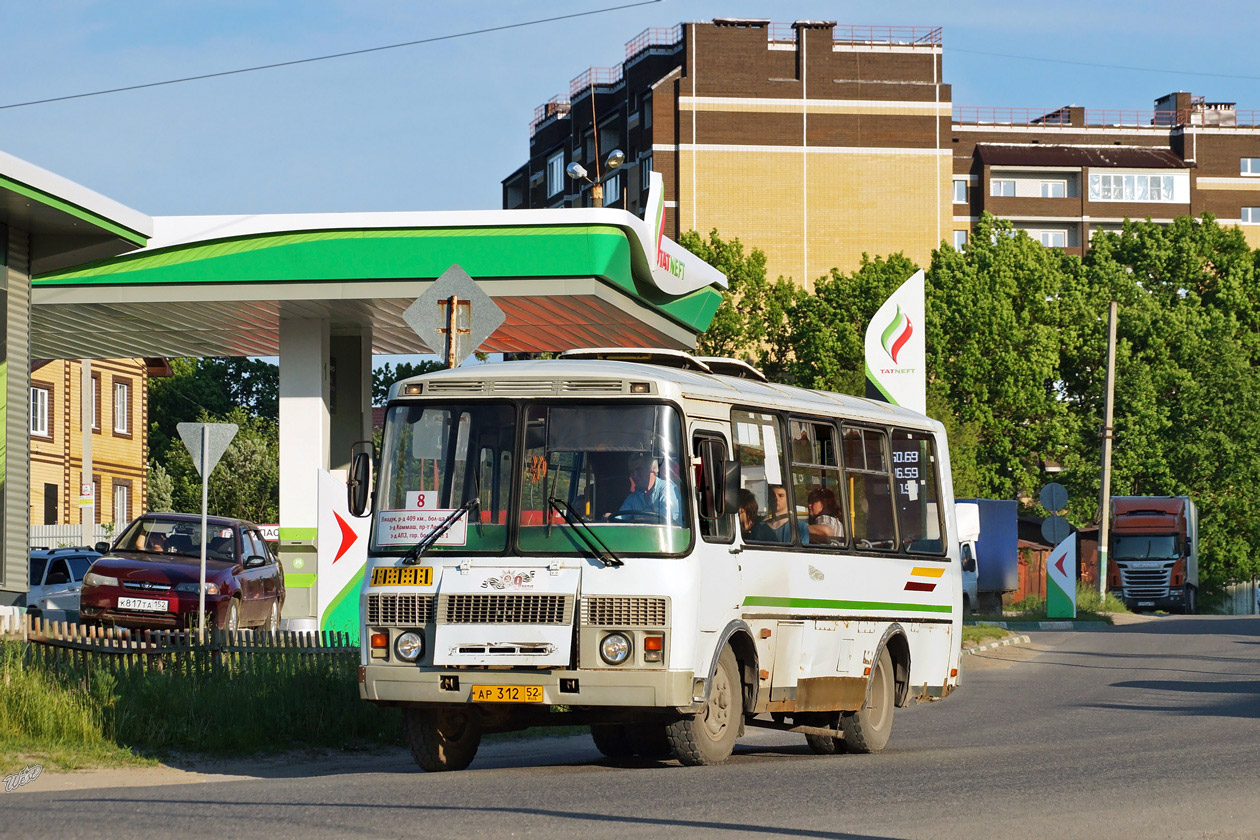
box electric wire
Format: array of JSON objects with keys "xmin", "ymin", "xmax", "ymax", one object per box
[{"xmin": 0, "ymin": 0, "xmax": 662, "ymax": 111}]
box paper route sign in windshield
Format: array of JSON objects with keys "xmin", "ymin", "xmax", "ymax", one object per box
[{"xmin": 377, "ymin": 491, "xmax": 468, "ymax": 546}]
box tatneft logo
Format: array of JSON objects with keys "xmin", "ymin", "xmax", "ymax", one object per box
[
  {"xmin": 656, "ymin": 249, "xmax": 685, "ymax": 280},
  {"xmin": 880, "ymin": 305, "xmax": 913, "ymax": 364}
]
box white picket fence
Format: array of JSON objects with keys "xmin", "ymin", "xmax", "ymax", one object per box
[{"xmin": 29, "ymin": 524, "xmax": 111, "ymax": 549}]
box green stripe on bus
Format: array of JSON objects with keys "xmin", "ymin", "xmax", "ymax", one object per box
[
  {"xmin": 284, "ymin": 573, "xmax": 317, "ymax": 588},
  {"xmin": 743, "ymin": 595, "xmax": 952, "ymax": 614}
]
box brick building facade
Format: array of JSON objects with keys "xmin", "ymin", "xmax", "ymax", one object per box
[{"xmin": 503, "ymin": 19, "xmax": 1260, "ymax": 283}]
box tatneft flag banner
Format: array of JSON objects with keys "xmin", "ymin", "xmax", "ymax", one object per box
[{"xmin": 864, "ymin": 269, "xmax": 927, "ymax": 415}]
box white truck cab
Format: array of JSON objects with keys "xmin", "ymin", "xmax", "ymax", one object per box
[{"xmin": 956, "ymin": 503, "xmax": 981, "ymax": 617}]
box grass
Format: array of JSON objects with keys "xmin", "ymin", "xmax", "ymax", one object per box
[
  {"xmin": 0, "ymin": 639, "xmax": 401, "ymax": 775},
  {"xmin": 960, "ymin": 623, "xmax": 1012, "ymax": 647},
  {"xmin": 970, "ymin": 585, "xmax": 1130, "ymax": 625}
]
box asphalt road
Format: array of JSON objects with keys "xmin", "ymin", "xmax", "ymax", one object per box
[{"xmin": 5, "ymin": 614, "xmax": 1260, "ymax": 839}]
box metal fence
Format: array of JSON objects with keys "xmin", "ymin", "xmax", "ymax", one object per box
[{"xmin": 29, "ymin": 524, "xmax": 111, "ymax": 549}]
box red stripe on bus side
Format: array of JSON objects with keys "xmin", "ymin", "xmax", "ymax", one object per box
[{"xmin": 904, "ymin": 581, "xmax": 936, "ymax": 592}]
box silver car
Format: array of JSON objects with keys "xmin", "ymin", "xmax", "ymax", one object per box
[{"xmin": 26, "ymin": 547, "xmax": 100, "ymax": 620}]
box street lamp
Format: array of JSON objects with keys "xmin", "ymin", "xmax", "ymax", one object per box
[{"xmin": 567, "ymin": 149, "xmax": 625, "ymax": 207}]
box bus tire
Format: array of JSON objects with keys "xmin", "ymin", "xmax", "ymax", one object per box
[
  {"xmin": 403, "ymin": 707, "xmax": 481, "ymax": 772},
  {"xmin": 841, "ymin": 647, "xmax": 895, "ymax": 754},
  {"xmin": 667, "ymin": 647, "xmax": 742, "ymax": 766},
  {"xmin": 590, "ymin": 724, "xmax": 636, "ymax": 760},
  {"xmin": 805, "ymin": 713, "xmax": 848, "ymax": 755},
  {"xmin": 626, "ymin": 722, "xmax": 672, "ymax": 759}
]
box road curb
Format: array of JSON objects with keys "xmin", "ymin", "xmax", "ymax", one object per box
[
  {"xmin": 962, "ymin": 634, "xmax": 1031, "ymax": 655},
  {"xmin": 973, "ymin": 620, "xmax": 1111, "ymax": 631}
]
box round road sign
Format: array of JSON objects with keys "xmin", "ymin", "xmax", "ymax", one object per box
[
  {"xmin": 1041, "ymin": 514, "xmax": 1072, "ymax": 545},
  {"xmin": 1040, "ymin": 482, "xmax": 1069, "ymax": 513}
]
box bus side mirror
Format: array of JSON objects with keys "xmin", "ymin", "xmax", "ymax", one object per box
[
  {"xmin": 348, "ymin": 441, "xmax": 375, "ymax": 518},
  {"xmin": 961, "ymin": 543, "xmax": 977, "ymax": 573},
  {"xmin": 723, "ymin": 460, "xmax": 741, "ymax": 518}
]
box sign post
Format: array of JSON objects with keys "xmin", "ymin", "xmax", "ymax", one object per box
[
  {"xmin": 1040, "ymin": 482, "xmax": 1076, "ymax": 619},
  {"xmin": 177, "ymin": 421, "xmax": 238, "ymax": 641}
]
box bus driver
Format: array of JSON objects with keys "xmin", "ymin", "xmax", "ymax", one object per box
[{"xmin": 616, "ymin": 453, "xmax": 684, "ymax": 525}]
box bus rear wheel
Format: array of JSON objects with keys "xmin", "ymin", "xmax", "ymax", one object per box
[
  {"xmin": 667, "ymin": 647, "xmax": 742, "ymax": 766},
  {"xmin": 403, "ymin": 707, "xmax": 482, "ymax": 772},
  {"xmin": 841, "ymin": 647, "xmax": 895, "ymax": 754}
]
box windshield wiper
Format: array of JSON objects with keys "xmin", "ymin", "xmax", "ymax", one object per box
[
  {"xmin": 548, "ymin": 497, "xmax": 623, "ymax": 568},
  {"xmin": 402, "ymin": 499, "xmax": 479, "ymax": 566}
]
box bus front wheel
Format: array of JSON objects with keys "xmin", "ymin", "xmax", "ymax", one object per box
[
  {"xmin": 403, "ymin": 707, "xmax": 482, "ymax": 772},
  {"xmin": 667, "ymin": 647, "xmax": 742, "ymax": 766},
  {"xmin": 841, "ymin": 647, "xmax": 895, "ymax": 754}
]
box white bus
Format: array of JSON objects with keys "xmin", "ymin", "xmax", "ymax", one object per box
[{"xmin": 351, "ymin": 349, "xmax": 963, "ymax": 772}]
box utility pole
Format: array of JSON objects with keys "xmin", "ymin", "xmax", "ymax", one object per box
[{"xmin": 1097, "ymin": 301, "xmax": 1118, "ymax": 599}]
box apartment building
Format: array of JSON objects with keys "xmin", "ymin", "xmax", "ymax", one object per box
[
  {"xmin": 29, "ymin": 358, "xmax": 169, "ymax": 530},
  {"xmin": 504, "ymin": 19, "xmax": 1260, "ymax": 282}
]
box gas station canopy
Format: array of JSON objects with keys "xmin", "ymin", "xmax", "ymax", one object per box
[{"xmin": 31, "ymin": 209, "xmax": 726, "ymax": 359}]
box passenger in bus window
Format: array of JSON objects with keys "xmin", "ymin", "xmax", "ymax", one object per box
[
  {"xmin": 737, "ymin": 489, "xmax": 760, "ymax": 539},
  {"xmin": 751, "ymin": 484, "xmax": 807, "ymax": 543},
  {"xmin": 806, "ymin": 485, "xmax": 843, "ymax": 545},
  {"xmin": 615, "ymin": 453, "xmax": 684, "ymax": 525}
]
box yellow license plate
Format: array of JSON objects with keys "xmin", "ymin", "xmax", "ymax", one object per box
[
  {"xmin": 471, "ymin": 685, "xmax": 544, "ymax": 704},
  {"xmin": 370, "ymin": 566, "xmax": 433, "ymax": 587}
]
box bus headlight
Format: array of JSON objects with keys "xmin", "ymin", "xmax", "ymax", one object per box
[
  {"xmin": 395, "ymin": 631, "xmax": 425, "ymax": 662},
  {"xmin": 599, "ymin": 632, "xmax": 632, "ymax": 665}
]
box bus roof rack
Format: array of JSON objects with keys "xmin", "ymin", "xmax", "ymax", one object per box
[
  {"xmin": 558, "ymin": 347, "xmax": 715, "ymax": 373},
  {"xmin": 693, "ymin": 357, "xmax": 769, "ymax": 382}
]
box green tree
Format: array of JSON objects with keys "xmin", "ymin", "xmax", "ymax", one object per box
[
  {"xmin": 149, "ymin": 358, "xmax": 277, "ymax": 459},
  {"xmin": 372, "ymin": 360, "xmax": 445, "ymax": 404},
  {"xmin": 161, "ymin": 407, "xmax": 280, "ymax": 523}
]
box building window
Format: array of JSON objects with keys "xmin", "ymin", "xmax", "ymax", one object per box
[
  {"xmin": 1243, "ymin": 207, "xmax": 1260, "ymax": 224},
  {"xmin": 641, "ymin": 93, "xmax": 652, "ymax": 128},
  {"xmin": 1242, "ymin": 158, "xmax": 1260, "ymax": 176},
  {"xmin": 603, "ymin": 173, "xmax": 621, "ymax": 207},
  {"xmin": 546, "ymin": 152, "xmax": 565, "ymax": 197},
  {"xmin": 990, "ymin": 179, "xmax": 1015, "ymax": 197},
  {"xmin": 113, "ymin": 481, "xmax": 131, "ymax": 527},
  {"xmin": 1088, "ymin": 172, "xmax": 1176, "ymax": 202},
  {"xmin": 953, "ymin": 230, "xmax": 968, "ymax": 249},
  {"xmin": 113, "ymin": 380, "xmax": 131, "ymax": 434},
  {"xmin": 1036, "ymin": 230, "xmax": 1067, "ymax": 248},
  {"xmin": 952, "ymin": 179, "xmax": 967, "ymax": 203},
  {"xmin": 640, "ymin": 155, "xmax": 653, "ymax": 191},
  {"xmin": 30, "ymin": 386, "xmax": 50, "ymax": 437},
  {"xmin": 1040, "ymin": 181, "xmax": 1066, "ymax": 198},
  {"xmin": 92, "ymin": 372, "xmax": 101, "ymax": 432}
]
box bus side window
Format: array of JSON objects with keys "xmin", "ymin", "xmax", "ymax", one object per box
[
  {"xmin": 892, "ymin": 429, "xmax": 944, "ymax": 554},
  {"xmin": 789, "ymin": 417, "xmax": 845, "ymax": 550},
  {"xmin": 842, "ymin": 426, "xmax": 898, "ymax": 551},
  {"xmin": 694, "ymin": 435, "xmax": 734, "ymax": 543},
  {"xmin": 732, "ymin": 409, "xmax": 796, "ymax": 546}
]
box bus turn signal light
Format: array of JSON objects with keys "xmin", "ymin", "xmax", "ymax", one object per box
[
  {"xmin": 370, "ymin": 632, "xmax": 389, "ymax": 659},
  {"xmin": 644, "ymin": 634, "xmax": 664, "ymax": 662}
]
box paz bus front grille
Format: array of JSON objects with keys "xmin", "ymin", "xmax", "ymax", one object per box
[
  {"xmin": 439, "ymin": 594, "xmax": 573, "ymax": 625},
  {"xmin": 582, "ymin": 596, "xmax": 668, "ymax": 626},
  {"xmin": 366, "ymin": 593, "xmax": 435, "ymax": 626}
]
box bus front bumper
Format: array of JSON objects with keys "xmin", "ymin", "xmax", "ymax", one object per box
[{"xmin": 361, "ymin": 664, "xmax": 699, "ymax": 709}]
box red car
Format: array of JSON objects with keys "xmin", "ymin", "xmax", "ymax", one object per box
[{"xmin": 80, "ymin": 513, "xmax": 284, "ymax": 632}]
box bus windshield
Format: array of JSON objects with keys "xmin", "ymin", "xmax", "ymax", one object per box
[
  {"xmin": 519, "ymin": 402, "xmax": 689, "ymax": 555},
  {"xmin": 372, "ymin": 401, "xmax": 690, "ymax": 556},
  {"xmin": 374, "ymin": 402, "xmax": 515, "ymax": 554}
]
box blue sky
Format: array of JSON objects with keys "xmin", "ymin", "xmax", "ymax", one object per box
[{"xmin": 5, "ymin": 0, "xmax": 1259, "ymax": 218}]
